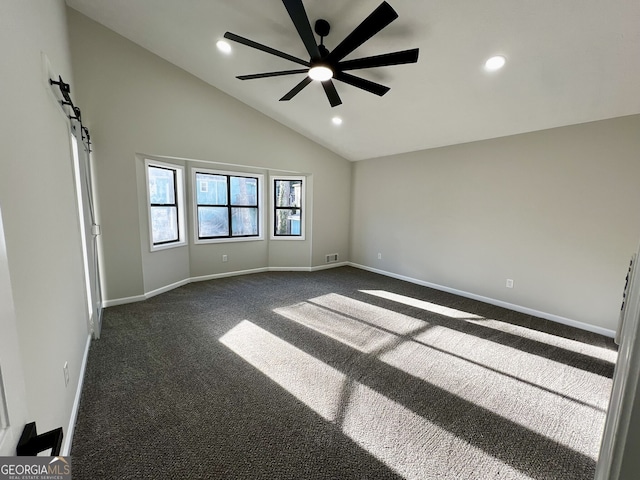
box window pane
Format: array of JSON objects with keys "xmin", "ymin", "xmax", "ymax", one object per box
[
  {"xmin": 231, "ymin": 207, "xmax": 258, "ymax": 236},
  {"xmin": 230, "ymin": 177, "xmax": 258, "ymax": 206},
  {"xmin": 196, "ymin": 173, "xmax": 227, "ymax": 205},
  {"xmin": 275, "ymin": 179, "xmax": 302, "ymax": 208},
  {"xmin": 198, "ymin": 206, "xmax": 229, "ymax": 237},
  {"xmin": 150, "ymin": 206, "xmax": 178, "ymax": 243},
  {"xmin": 148, "ymin": 167, "xmax": 175, "ymax": 205},
  {"xmin": 275, "ymin": 209, "xmax": 301, "ymax": 236}
]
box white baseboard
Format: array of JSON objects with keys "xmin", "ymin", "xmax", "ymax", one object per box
[
  {"xmin": 144, "ymin": 278, "xmax": 191, "ymax": 300},
  {"xmin": 311, "ymin": 261, "xmax": 349, "ymax": 271},
  {"xmin": 102, "ymin": 294, "xmax": 145, "ymax": 308},
  {"xmin": 191, "ymin": 267, "xmax": 269, "ymax": 282},
  {"xmin": 268, "ymin": 266, "xmax": 312, "ymax": 272},
  {"xmin": 269, "ymin": 262, "xmax": 349, "ymax": 272},
  {"xmin": 349, "ymin": 262, "xmax": 616, "ymax": 338},
  {"xmin": 103, "ymin": 265, "xmax": 345, "ymax": 306},
  {"xmin": 101, "ymin": 262, "xmax": 615, "ymax": 338},
  {"xmin": 61, "ymin": 333, "xmax": 91, "ymax": 456}
]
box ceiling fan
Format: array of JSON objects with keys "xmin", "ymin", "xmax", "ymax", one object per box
[{"xmin": 223, "ymin": 0, "xmax": 419, "ymax": 108}]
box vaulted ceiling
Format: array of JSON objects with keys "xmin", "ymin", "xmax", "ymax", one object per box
[{"xmin": 66, "ymin": 0, "xmax": 640, "ymax": 161}]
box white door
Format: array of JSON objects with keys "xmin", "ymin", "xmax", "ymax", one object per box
[
  {"xmin": 595, "ymin": 245, "xmax": 640, "ymax": 479},
  {"xmin": 0, "ymin": 206, "xmax": 29, "ymax": 455},
  {"xmin": 70, "ymin": 124, "xmax": 103, "ymax": 338}
]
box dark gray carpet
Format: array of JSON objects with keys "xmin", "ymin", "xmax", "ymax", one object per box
[{"xmin": 71, "ymin": 267, "xmax": 617, "ymax": 479}]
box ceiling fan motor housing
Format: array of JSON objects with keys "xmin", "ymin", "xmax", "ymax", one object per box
[{"xmin": 318, "ymin": 44, "xmax": 330, "ymax": 58}]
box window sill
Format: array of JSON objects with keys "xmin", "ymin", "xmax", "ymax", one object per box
[
  {"xmin": 270, "ymin": 236, "xmax": 306, "ymax": 241},
  {"xmin": 194, "ymin": 236, "xmax": 264, "ymax": 245},
  {"xmin": 150, "ymin": 240, "xmax": 187, "ymax": 252}
]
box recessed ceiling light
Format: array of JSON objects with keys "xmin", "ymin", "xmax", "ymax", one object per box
[
  {"xmin": 332, "ymin": 116, "xmax": 343, "ymax": 126},
  {"xmin": 308, "ymin": 65, "xmax": 333, "ymax": 82},
  {"xmin": 484, "ymin": 55, "xmax": 506, "ymax": 71},
  {"xmin": 216, "ymin": 40, "xmax": 232, "ymax": 54}
]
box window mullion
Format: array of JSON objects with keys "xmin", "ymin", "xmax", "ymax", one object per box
[
  {"xmin": 172, "ymin": 167, "xmax": 179, "ymax": 241},
  {"xmin": 272, "ymin": 177, "xmax": 304, "ymax": 238},
  {"xmin": 227, "ymin": 176, "xmax": 232, "ymax": 237},
  {"xmin": 147, "ymin": 162, "xmax": 184, "ymax": 248},
  {"xmin": 194, "ymin": 169, "xmax": 262, "ymax": 243}
]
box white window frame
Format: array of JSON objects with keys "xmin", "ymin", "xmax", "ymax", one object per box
[
  {"xmin": 145, "ymin": 159, "xmax": 186, "ymax": 252},
  {"xmin": 192, "ymin": 167, "xmax": 264, "ymax": 244},
  {"xmin": 270, "ymin": 175, "xmax": 305, "ymax": 241}
]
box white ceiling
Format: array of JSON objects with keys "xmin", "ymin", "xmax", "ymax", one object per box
[{"xmin": 66, "ymin": 0, "xmax": 640, "ymax": 161}]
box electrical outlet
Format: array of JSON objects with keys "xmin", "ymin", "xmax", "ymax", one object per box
[
  {"xmin": 377, "ymin": 253, "xmax": 382, "ymax": 260},
  {"xmin": 63, "ymin": 362, "xmax": 69, "ymax": 387},
  {"xmin": 506, "ymin": 279, "xmax": 514, "ymax": 289},
  {"xmin": 222, "ymin": 255, "xmax": 228, "ymax": 262}
]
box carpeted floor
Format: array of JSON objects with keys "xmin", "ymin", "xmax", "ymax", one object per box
[{"xmin": 71, "ymin": 267, "xmax": 617, "ymax": 479}]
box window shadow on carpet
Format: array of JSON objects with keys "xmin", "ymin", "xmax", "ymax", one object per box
[{"xmin": 72, "ymin": 267, "xmax": 617, "ymax": 480}]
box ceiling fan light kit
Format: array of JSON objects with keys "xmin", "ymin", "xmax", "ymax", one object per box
[
  {"xmin": 223, "ymin": 0, "xmax": 419, "ymax": 108},
  {"xmin": 485, "ymin": 55, "xmax": 506, "ymax": 71},
  {"xmin": 216, "ymin": 39, "xmax": 232, "ymax": 54},
  {"xmin": 308, "ymin": 65, "xmax": 333, "ymax": 81}
]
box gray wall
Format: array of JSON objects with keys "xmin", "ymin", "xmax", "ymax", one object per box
[
  {"xmin": 0, "ymin": 0, "xmax": 90, "ymax": 451},
  {"xmin": 67, "ymin": 10, "xmax": 351, "ymax": 302},
  {"xmin": 69, "ymin": 1, "xmax": 640, "ymax": 331},
  {"xmin": 1, "ymin": 0, "xmax": 637, "ymax": 465},
  {"xmin": 351, "ymin": 115, "xmax": 640, "ymax": 331}
]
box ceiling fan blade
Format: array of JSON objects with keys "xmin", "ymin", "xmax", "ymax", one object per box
[
  {"xmin": 280, "ymin": 76, "xmax": 313, "ymax": 101},
  {"xmin": 282, "ymin": 0, "xmax": 321, "ymax": 60},
  {"xmin": 321, "ymin": 80, "xmax": 342, "ymax": 107},
  {"xmin": 339, "ymin": 48, "xmax": 419, "ymax": 71},
  {"xmin": 333, "ymin": 72, "xmax": 390, "ymax": 96},
  {"xmin": 224, "ymin": 32, "xmax": 310, "ymax": 67},
  {"xmin": 237, "ymin": 69, "xmax": 308, "ymax": 80},
  {"xmin": 327, "ymin": 2, "xmax": 398, "ymax": 63}
]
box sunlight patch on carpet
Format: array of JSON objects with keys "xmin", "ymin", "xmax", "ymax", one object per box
[
  {"xmin": 360, "ymin": 289, "xmax": 617, "ymax": 364},
  {"xmin": 219, "ymin": 320, "xmax": 531, "ymax": 480},
  {"xmin": 274, "ymin": 301, "xmax": 414, "ymax": 354},
  {"xmin": 309, "ymin": 292, "xmax": 429, "ymax": 335},
  {"xmin": 360, "ymin": 289, "xmax": 483, "ymax": 319},
  {"xmin": 220, "ymin": 319, "xmax": 342, "ymax": 422},
  {"xmin": 274, "ymin": 295, "xmax": 611, "ymax": 458},
  {"xmin": 462, "ymin": 317, "xmax": 617, "ymax": 363}
]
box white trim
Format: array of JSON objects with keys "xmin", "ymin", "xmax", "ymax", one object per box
[
  {"xmin": 190, "ymin": 267, "xmax": 269, "ymax": 283},
  {"xmin": 191, "ymin": 167, "xmax": 265, "ymax": 244},
  {"xmin": 140, "ymin": 153, "xmax": 302, "ymax": 174},
  {"xmin": 61, "ymin": 333, "xmax": 91, "ymax": 456},
  {"xmin": 595, "ymin": 242, "xmax": 640, "ymax": 480},
  {"xmin": 0, "ymin": 367, "xmax": 9, "ymax": 439},
  {"xmin": 101, "ymin": 261, "xmax": 615, "ymax": 338},
  {"xmin": 102, "ymin": 294, "xmax": 146, "ymax": 308},
  {"xmin": 104, "ymin": 266, "xmax": 342, "ymax": 305},
  {"xmin": 69, "ymin": 133, "xmax": 94, "ymax": 326},
  {"xmin": 270, "ymin": 175, "xmax": 306, "ymax": 241},
  {"xmin": 144, "ymin": 278, "xmax": 191, "ymax": 300},
  {"xmin": 269, "ymin": 266, "xmax": 312, "ymax": 272},
  {"xmin": 311, "ymin": 261, "xmax": 350, "ymax": 271},
  {"xmin": 104, "ymin": 268, "xmax": 273, "ymax": 306},
  {"xmin": 145, "ymin": 159, "xmax": 187, "ymax": 252},
  {"xmin": 349, "ymin": 262, "xmax": 616, "ymax": 338}
]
